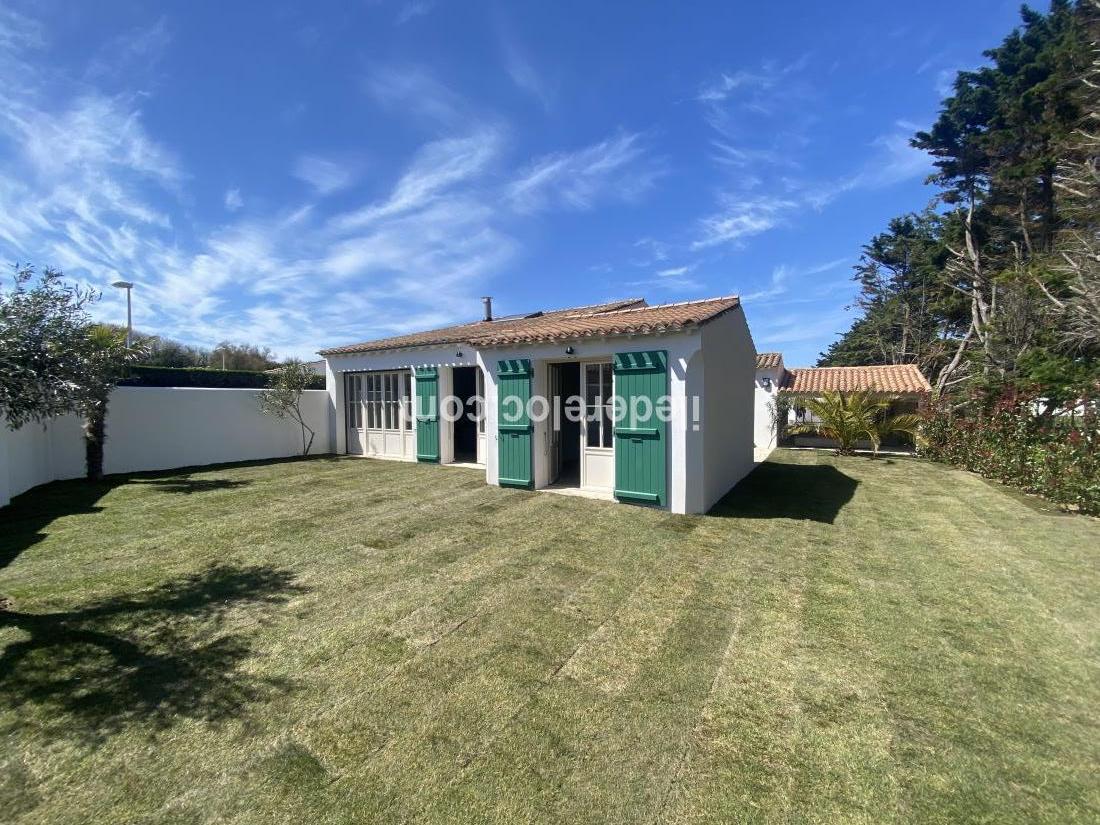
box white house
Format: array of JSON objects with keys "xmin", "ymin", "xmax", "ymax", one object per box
[
  {"xmin": 319, "ymin": 295, "xmax": 757, "ymax": 514},
  {"xmin": 754, "ymin": 352, "xmax": 785, "ymax": 454}
]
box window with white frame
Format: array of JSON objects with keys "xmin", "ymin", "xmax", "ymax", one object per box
[
  {"xmin": 348, "ymin": 371, "xmax": 408, "ymax": 432},
  {"xmin": 345, "ymin": 374, "xmax": 363, "ymax": 428},
  {"xmin": 584, "ymin": 363, "xmax": 613, "ymax": 449}
]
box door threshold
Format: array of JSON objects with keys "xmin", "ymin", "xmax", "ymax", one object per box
[
  {"xmin": 443, "ymin": 461, "xmax": 485, "ymax": 470},
  {"xmin": 540, "ymin": 483, "xmax": 615, "ymax": 502}
]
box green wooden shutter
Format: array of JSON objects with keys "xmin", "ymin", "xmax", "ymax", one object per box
[
  {"xmin": 613, "ymin": 350, "xmax": 668, "ymax": 506},
  {"xmin": 497, "ymin": 359, "xmax": 533, "ymax": 489},
  {"xmin": 414, "ymin": 367, "xmax": 440, "ymax": 463}
]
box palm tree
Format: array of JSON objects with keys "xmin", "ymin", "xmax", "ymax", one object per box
[
  {"xmin": 787, "ymin": 391, "xmax": 921, "ymax": 456},
  {"xmin": 75, "ymin": 325, "xmax": 145, "ymax": 480}
]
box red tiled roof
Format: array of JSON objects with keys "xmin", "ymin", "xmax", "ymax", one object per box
[
  {"xmin": 756, "ymin": 352, "xmax": 783, "ymax": 370},
  {"xmin": 780, "ymin": 364, "xmax": 931, "ymax": 395},
  {"xmin": 320, "ymin": 296, "xmax": 741, "ymax": 355}
]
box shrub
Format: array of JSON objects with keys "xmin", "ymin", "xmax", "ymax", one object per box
[
  {"xmin": 118, "ymin": 365, "xmax": 324, "ymax": 390},
  {"xmin": 920, "ymin": 388, "xmax": 1100, "ymax": 514}
]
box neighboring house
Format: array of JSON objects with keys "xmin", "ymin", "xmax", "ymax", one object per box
[
  {"xmin": 777, "ymin": 363, "xmax": 933, "ymax": 448},
  {"xmin": 319, "ymin": 295, "xmax": 756, "ymax": 514},
  {"xmin": 754, "ymin": 352, "xmax": 785, "ymax": 453}
]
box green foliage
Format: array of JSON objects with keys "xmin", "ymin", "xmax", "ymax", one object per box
[
  {"xmin": 920, "ymin": 388, "xmax": 1099, "ymax": 513},
  {"xmin": 825, "ymin": 1, "xmax": 1098, "ymax": 405},
  {"xmin": 258, "ymin": 361, "xmax": 319, "ymax": 455},
  {"xmin": 210, "ymin": 341, "xmax": 279, "ymax": 372},
  {"xmin": 119, "ymin": 365, "xmax": 302, "ymax": 389},
  {"xmin": 77, "ymin": 324, "xmax": 146, "ymax": 480},
  {"xmin": 786, "ymin": 391, "xmax": 921, "ymax": 456},
  {"xmin": 818, "ymin": 211, "xmax": 966, "ymax": 375},
  {"xmin": 0, "ymin": 265, "xmax": 97, "ymax": 428}
]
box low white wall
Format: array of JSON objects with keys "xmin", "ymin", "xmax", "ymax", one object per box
[{"xmin": 1, "ymin": 387, "xmax": 331, "ymax": 508}]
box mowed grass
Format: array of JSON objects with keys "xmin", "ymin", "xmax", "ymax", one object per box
[{"xmin": 1, "ymin": 449, "xmax": 1098, "ymax": 824}]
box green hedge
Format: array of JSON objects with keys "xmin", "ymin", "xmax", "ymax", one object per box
[
  {"xmin": 920, "ymin": 391, "xmax": 1099, "ymax": 515},
  {"xmin": 119, "ymin": 366, "xmax": 325, "ymax": 390}
]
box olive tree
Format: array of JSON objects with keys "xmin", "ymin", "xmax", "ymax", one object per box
[
  {"xmin": 258, "ymin": 361, "xmax": 318, "ymax": 455},
  {"xmin": 0, "ymin": 265, "xmax": 144, "ymax": 479},
  {"xmin": 0, "ymin": 265, "xmax": 95, "ymax": 428}
]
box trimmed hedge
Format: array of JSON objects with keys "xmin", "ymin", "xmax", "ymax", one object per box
[
  {"xmin": 920, "ymin": 390, "xmax": 1099, "ymax": 515},
  {"xmin": 119, "ymin": 365, "xmax": 325, "ymax": 390}
]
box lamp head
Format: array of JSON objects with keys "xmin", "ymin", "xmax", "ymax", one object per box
[{"xmin": 112, "ymin": 280, "xmax": 134, "ymax": 289}]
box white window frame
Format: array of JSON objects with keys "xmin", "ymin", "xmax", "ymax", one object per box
[
  {"xmin": 346, "ymin": 370, "xmax": 409, "ymax": 434},
  {"xmin": 582, "ymin": 361, "xmax": 614, "ymax": 453}
]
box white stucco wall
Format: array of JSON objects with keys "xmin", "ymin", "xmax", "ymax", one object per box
[
  {"xmin": 753, "ymin": 365, "xmax": 783, "ymax": 453},
  {"xmin": 699, "ymin": 307, "xmax": 756, "ymax": 511},
  {"xmin": 325, "ymin": 332, "xmax": 712, "ymax": 512},
  {"xmin": 323, "ymin": 313, "xmax": 757, "ymax": 515},
  {"xmin": 1, "ymin": 387, "xmax": 330, "ymax": 508}
]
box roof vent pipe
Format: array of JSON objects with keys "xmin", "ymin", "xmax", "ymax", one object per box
[{"xmin": 482, "ymin": 296, "xmax": 493, "ymax": 322}]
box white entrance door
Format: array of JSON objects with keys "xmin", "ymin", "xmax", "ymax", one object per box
[
  {"xmin": 581, "ymin": 362, "xmax": 614, "ymax": 491},
  {"xmin": 345, "ymin": 373, "xmax": 366, "ymax": 455}
]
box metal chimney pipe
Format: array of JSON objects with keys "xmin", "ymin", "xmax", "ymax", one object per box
[{"xmin": 482, "ymin": 296, "xmax": 493, "ymax": 322}]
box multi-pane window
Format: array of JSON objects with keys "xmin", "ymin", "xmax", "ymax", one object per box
[
  {"xmin": 402, "ymin": 374, "xmax": 412, "ymax": 430},
  {"xmin": 348, "ymin": 371, "xmax": 408, "ymax": 432},
  {"xmin": 585, "ymin": 363, "xmax": 613, "ymax": 449},
  {"xmin": 345, "ymin": 374, "xmax": 363, "ymax": 428}
]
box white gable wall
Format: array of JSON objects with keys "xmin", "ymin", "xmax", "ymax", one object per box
[{"xmin": 699, "ymin": 306, "xmax": 756, "ymax": 511}]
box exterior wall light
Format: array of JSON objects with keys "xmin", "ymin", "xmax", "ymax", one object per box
[
  {"xmin": 565, "ymin": 346, "xmax": 575, "ymax": 355},
  {"xmin": 761, "ymin": 376, "xmax": 772, "ymax": 390}
]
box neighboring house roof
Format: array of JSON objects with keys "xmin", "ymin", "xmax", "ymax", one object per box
[
  {"xmin": 756, "ymin": 352, "xmax": 783, "ymax": 370},
  {"xmin": 319, "ymin": 296, "xmax": 741, "ymax": 355},
  {"xmin": 780, "ymin": 364, "xmax": 932, "ymax": 395}
]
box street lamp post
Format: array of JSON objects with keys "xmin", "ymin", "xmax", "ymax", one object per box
[{"xmin": 111, "ymin": 281, "xmax": 134, "ymax": 347}]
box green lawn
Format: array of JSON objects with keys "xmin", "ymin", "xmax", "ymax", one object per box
[{"xmin": 1, "ymin": 450, "xmax": 1098, "ymax": 824}]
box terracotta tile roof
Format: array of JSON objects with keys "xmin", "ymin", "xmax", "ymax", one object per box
[
  {"xmin": 471, "ymin": 296, "xmax": 741, "ymax": 347},
  {"xmin": 756, "ymin": 352, "xmax": 783, "ymax": 370},
  {"xmin": 320, "ymin": 296, "xmax": 741, "ymax": 355},
  {"xmin": 780, "ymin": 364, "xmax": 932, "ymax": 395}
]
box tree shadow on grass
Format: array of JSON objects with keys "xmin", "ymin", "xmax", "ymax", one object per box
[
  {"xmin": 131, "ymin": 477, "xmax": 252, "ymax": 494},
  {"xmin": 709, "ymin": 461, "xmax": 859, "ymax": 523},
  {"xmin": 0, "ymin": 564, "xmax": 306, "ymax": 743},
  {"xmin": 0, "ymin": 479, "xmax": 120, "ymax": 570}
]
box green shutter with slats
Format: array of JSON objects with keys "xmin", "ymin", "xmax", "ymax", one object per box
[
  {"xmin": 497, "ymin": 359, "xmax": 533, "ymax": 489},
  {"xmin": 613, "ymin": 350, "xmax": 668, "ymax": 507},
  {"xmin": 414, "ymin": 367, "xmax": 440, "ymax": 463}
]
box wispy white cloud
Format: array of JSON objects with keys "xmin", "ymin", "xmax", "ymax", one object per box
[
  {"xmin": 498, "ymin": 24, "xmax": 553, "ymax": 110},
  {"xmin": 691, "ymin": 195, "xmax": 798, "ymax": 249},
  {"xmin": 395, "ymin": 1, "xmax": 434, "ymax": 26},
  {"xmin": 740, "ymin": 257, "xmax": 847, "ymax": 303},
  {"xmin": 333, "ymin": 129, "xmax": 501, "ymax": 231},
  {"xmin": 632, "ymin": 237, "xmax": 670, "ymax": 265},
  {"xmin": 507, "ymin": 131, "xmax": 662, "ymax": 213},
  {"xmin": 657, "ymin": 265, "xmax": 690, "ymax": 277},
  {"xmin": 224, "ymin": 188, "xmax": 243, "ymax": 212},
  {"xmin": 0, "ymin": 12, "xmax": 522, "ymax": 358},
  {"xmin": 363, "ymin": 64, "xmax": 469, "ymax": 127},
  {"xmin": 84, "ymin": 17, "xmax": 170, "ymax": 84},
  {"xmin": 292, "ymin": 155, "xmax": 359, "ymax": 195}
]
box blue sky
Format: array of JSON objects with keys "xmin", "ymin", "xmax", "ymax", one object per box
[{"xmin": 0, "ymin": 1, "xmax": 1025, "ymax": 364}]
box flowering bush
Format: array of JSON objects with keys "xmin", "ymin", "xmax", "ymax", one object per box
[{"xmin": 920, "ymin": 388, "xmax": 1100, "ymax": 515}]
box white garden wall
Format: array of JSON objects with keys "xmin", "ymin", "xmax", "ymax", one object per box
[{"xmin": 0, "ymin": 387, "xmax": 331, "ymax": 508}]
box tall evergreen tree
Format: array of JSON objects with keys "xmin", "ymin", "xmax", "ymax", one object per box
[{"xmin": 822, "ymin": 1, "xmax": 1098, "ymax": 402}]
